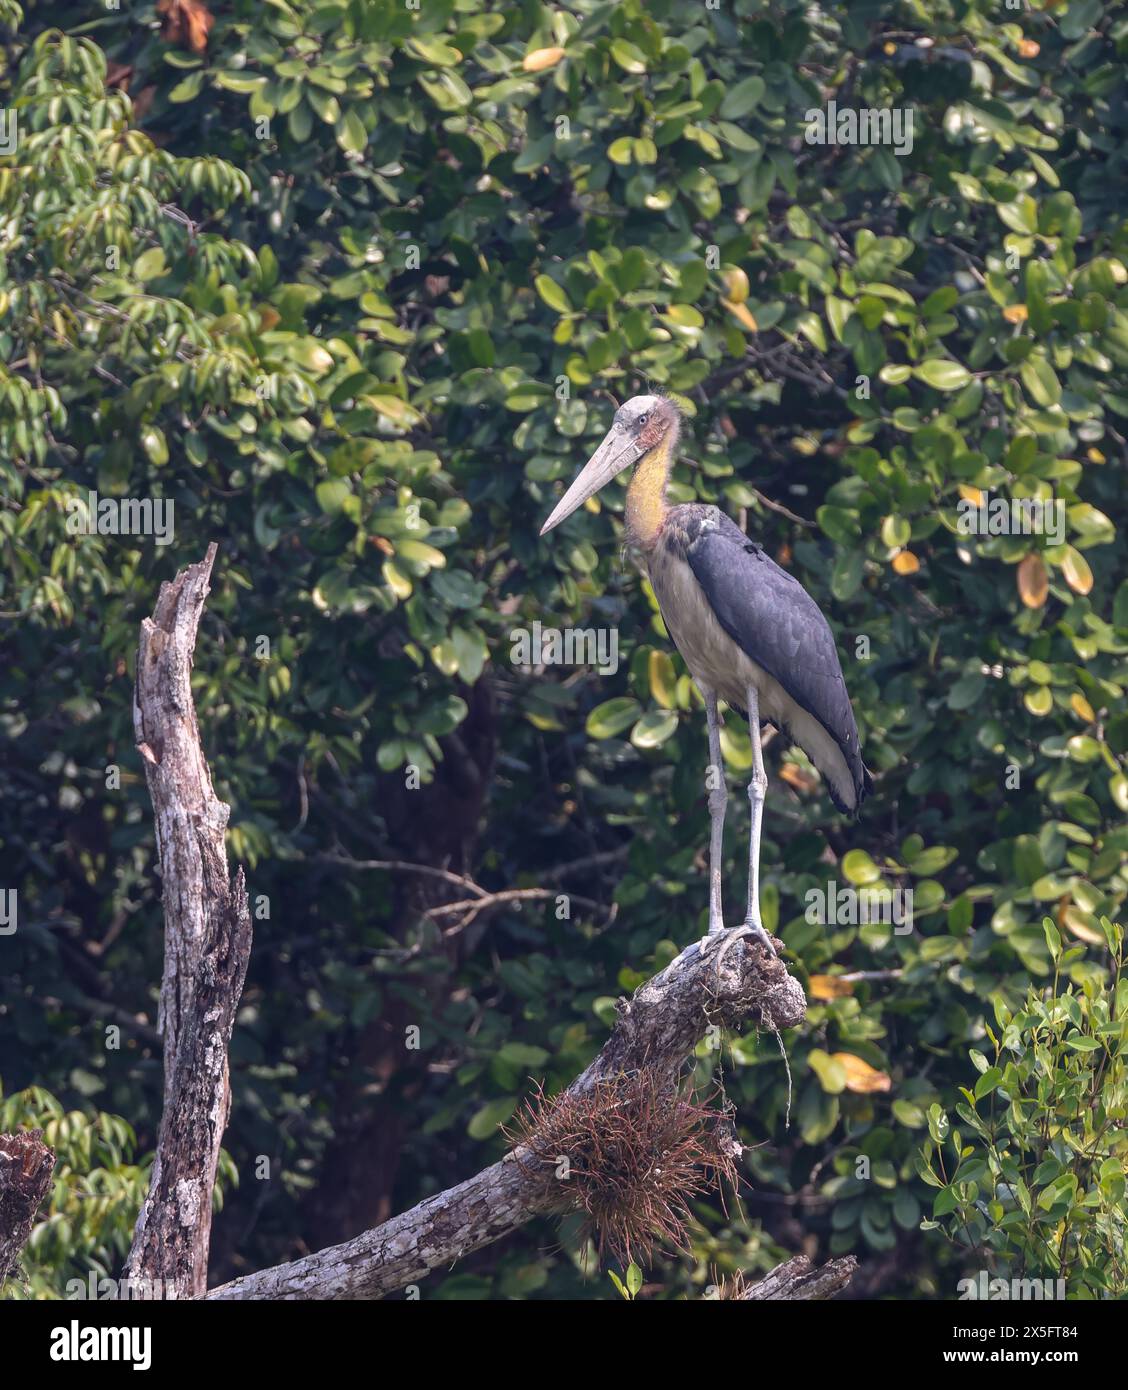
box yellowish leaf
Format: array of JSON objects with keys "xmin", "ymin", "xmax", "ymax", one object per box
[
  {"xmin": 809, "ymin": 975, "xmax": 854, "ymax": 1000},
  {"xmin": 1070, "ymin": 693, "xmax": 1095, "ymax": 722},
  {"xmin": 523, "ymin": 47, "xmax": 565, "ymax": 72},
  {"xmin": 779, "ymin": 762, "xmax": 818, "ymax": 795},
  {"xmin": 1003, "ymin": 304, "xmax": 1028, "ymax": 324},
  {"xmin": 892, "ymin": 549, "xmax": 919, "ymax": 575},
  {"xmin": 722, "ymin": 267, "xmax": 750, "ymax": 303},
  {"xmin": 1061, "ymin": 906, "xmax": 1104, "ymax": 945},
  {"xmin": 958, "ymin": 485, "xmax": 984, "ymax": 505},
  {"xmin": 648, "ymin": 649, "xmax": 677, "ymax": 709},
  {"xmin": 721, "ymin": 298, "xmax": 758, "ymax": 332},
  {"xmin": 382, "ymin": 560, "xmax": 412, "ymax": 599},
  {"xmin": 1061, "ymin": 545, "xmax": 1092, "ymax": 595},
  {"xmin": 830, "ymin": 1053, "xmax": 891, "ymax": 1094},
  {"xmin": 1017, "ymin": 552, "xmax": 1048, "ymax": 608}
]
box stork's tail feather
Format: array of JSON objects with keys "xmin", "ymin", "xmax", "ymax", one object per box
[
  {"xmin": 854, "ymin": 763, "xmax": 875, "ymax": 818},
  {"xmin": 826, "ymin": 771, "xmax": 867, "ymax": 818}
]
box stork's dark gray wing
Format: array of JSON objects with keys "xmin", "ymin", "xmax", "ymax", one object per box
[{"xmin": 684, "ymin": 509, "xmax": 870, "ymax": 810}]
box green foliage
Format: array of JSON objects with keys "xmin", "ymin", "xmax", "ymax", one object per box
[
  {"xmin": 0, "ymin": 0, "xmax": 1125, "ymax": 1298},
  {"xmin": 919, "ymin": 918, "xmax": 1127, "ymax": 1299},
  {"xmin": 608, "ymin": 1262, "xmax": 643, "ymax": 1300}
]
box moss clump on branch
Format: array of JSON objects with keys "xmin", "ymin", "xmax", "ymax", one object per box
[{"xmin": 507, "ymin": 1070, "xmax": 740, "ymax": 1268}]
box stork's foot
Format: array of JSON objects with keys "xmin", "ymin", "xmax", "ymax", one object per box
[
  {"xmin": 739, "ymin": 920, "xmax": 779, "ymax": 956},
  {"xmin": 697, "ymin": 921, "xmax": 779, "ymax": 972}
]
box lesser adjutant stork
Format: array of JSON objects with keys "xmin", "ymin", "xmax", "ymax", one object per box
[{"xmin": 541, "ymin": 395, "xmax": 871, "ymax": 955}]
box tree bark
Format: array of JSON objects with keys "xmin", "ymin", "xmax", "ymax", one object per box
[
  {"xmin": 124, "ymin": 544, "xmax": 252, "ymax": 1298},
  {"xmin": 207, "ymin": 931, "xmax": 810, "ymax": 1299},
  {"xmin": 737, "ymin": 1254, "xmax": 857, "ymax": 1300},
  {"xmin": 0, "ymin": 1129, "xmax": 55, "ymax": 1288}
]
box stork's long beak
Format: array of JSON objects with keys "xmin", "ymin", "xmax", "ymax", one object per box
[{"xmin": 540, "ymin": 424, "xmax": 644, "ymax": 536}]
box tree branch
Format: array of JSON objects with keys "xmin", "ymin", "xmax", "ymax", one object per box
[
  {"xmin": 207, "ymin": 932, "xmax": 808, "ymax": 1299},
  {"xmin": 124, "ymin": 544, "xmax": 252, "ymax": 1299},
  {"xmin": 737, "ymin": 1254, "xmax": 858, "ymax": 1301}
]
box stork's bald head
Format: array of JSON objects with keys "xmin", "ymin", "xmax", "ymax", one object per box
[{"xmin": 540, "ymin": 395, "xmax": 681, "ymax": 535}]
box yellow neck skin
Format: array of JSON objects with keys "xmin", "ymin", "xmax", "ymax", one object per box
[{"xmin": 625, "ymin": 431, "xmax": 675, "ymax": 550}]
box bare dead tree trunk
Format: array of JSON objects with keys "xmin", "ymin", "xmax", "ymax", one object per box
[
  {"xmin": 124, "ymin": 544, "xmax": 252, "ymax": 1298},
  {"xmin": 0, "ymin": 1130, "xmax": 55, "ymax": 1289},
  {"xmin": 207, "ymin": 934, "xmax": 819, "ymax": 1300}
]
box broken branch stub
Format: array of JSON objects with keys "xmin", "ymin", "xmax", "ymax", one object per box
[
  {"xmin": 0, "ymin": 1130, "xmax": 56, "ymax": 1288},
  {"xmin": 126, "ymin": 544, "xmax": 252, "ymax": 1298}
]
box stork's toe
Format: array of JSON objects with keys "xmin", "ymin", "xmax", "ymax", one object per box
[{"xmin": 740, "ymin": 922, "xmax": 779, "ymax": 956}]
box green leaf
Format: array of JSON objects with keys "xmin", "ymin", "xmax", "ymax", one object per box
[
  {"xmin": 336, "ymin": 109, "xmax": 368, "ymax": 153},
  {"xmin": 288, "ymin": 102, "xmax": 313, "ymax": 142},
  {"xmin": 808, "ymin": 1049, "xmax": 847, "ymax": 1094},
  {"xmin": 998, "ymin": 196, "xmax": 1037, "ymax": 235},
  {"xmin": 910, "ymin": 846, "xmax": 957, "ymax": 875},
  {"xmin": 630, "ymin": 709, "xmax": 678, "ymax": 749},
  {"xmin": 133, "ymin": 248, "xmax": 168, "ymax": 282},
  {"xmin": 719, "ymin": 76, "xmax": 765, "ymax": 120},
  {"xmin": 406, "ymin": 36, "xmax": 463, "ymax": 66},
  {"xmin": 307, "ymin": 87, "xmax": 340, "ymax": 124},
  {"xmin": 534, "ymin": 275, "xmax": 571, "ymax": 313},
  {"xmin": 825, "ymin": 295, "xmax": 853, "ymax": 343},
  {"xmin": 315, "ymin": 480, "xmax": 351, "ymax": 514},
  {"xmin": 169, "ymin": 71, "xmax": 205, "ymax": 103},
  {"xmin": 914, "ymin": 359, "xmax": 971, "ymax": 391},
  {"xmin": 586, "ymin": 698, "xmax": 642, "ymax": 740},
  {"xmin": 140, "ymin": 426, "xmax": 168, "ymax": 466},
  {"xmin": 610, "ymin": 39, "xmax": 647, "ymax": 74},
  {"xmin": 881, "ymin": 515, "xmax": 911, "ymax": 548},
  {"xmin": 830, "ymin": 548, "xmax": 863, "ymax": 601},
  {"xmin": 467, "ymin": 1096, "xmax": 516, "ymax": 1140},
  {"xmin": 291, "ymin": 340, "xmax": 335, "ymax": 374},
  {"xmin": 842, "ymin": 849, "xmax": 881, "ymax": 885},
  {"xmin": 213, "ymin": 71, "xmax": 268, "ymax": 95},
  {"xmin": 1020, "ymin": 356, "xmax": 1061, "ymax": 407},
  {"xmin": 973, "ymin": 1066, "xmax": 1003, "ymax": 1099}
]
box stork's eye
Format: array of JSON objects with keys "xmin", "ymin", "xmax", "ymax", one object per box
[{"xmin": 637, "ymin": 412, "xmax": 649, "ymax": 427}]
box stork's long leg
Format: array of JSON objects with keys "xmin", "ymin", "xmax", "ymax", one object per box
[
  {"xmin": 742, "ymin": 684, "xmax": 776, "ymax": 954},
  {"xmin": 702, "ymin": 686, "xmax": 727, "ymax": 935}
]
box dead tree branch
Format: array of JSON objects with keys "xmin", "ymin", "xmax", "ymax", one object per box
[
  {"xmin": 0, "ymin": 1130, "xmax": 55, "ymax": 1288},
  {"xmin": 207, "ymin": 933, "xmax": 811, "ymax": 1300},
  {"xmin": 737, "ymin": 1254, "xmax": 858, "ymax": 1300},
  {"xmin": 124, "ymin": 544, "xmax": 252, "ymax": 1299}
]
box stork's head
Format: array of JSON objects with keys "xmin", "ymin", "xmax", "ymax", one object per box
[{"xmin": 540, "ymin": 395, "xmax": 680, "ymax": 535}]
